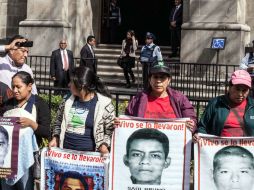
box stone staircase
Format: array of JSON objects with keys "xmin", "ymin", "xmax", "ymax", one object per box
[
  {"xmin": 28, "ymin": 44, "xmax": 232, "ymax": 101},
  {"xmin": 95, "ymin": 44, "xmax": 178, "ymax": 93}
]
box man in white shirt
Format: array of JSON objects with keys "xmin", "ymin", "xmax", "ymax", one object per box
[
  {"xmin": 50, "ymin": 39, "xmax": 74, "ymax": 89},
  {"xmin": 0, "ymin": 35, "xmax": 37, "ymax": 95},
  {"xmin": 80, "ymin": 36, "xmax": 97, "ymax": 73}
]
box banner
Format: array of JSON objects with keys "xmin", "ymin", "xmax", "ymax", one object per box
[
  {"xmin": 41, "ymin": 147, "xmax": 108, "ymax": 190},
  {"xmin": 0, "ymin": 117, "xmax": 20, "ymax": 179},
  {"xmin": 109, "ymin": 116, "xmax": 192, "ymax": 190},
  {"xmin": 194, "ymin": 134, "xmax": 254, "ymax": 190}
]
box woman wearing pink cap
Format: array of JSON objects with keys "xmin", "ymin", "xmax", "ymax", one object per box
[{"xmin": 193, "ymin": 70, "xmax": 254, "ymax": 140}]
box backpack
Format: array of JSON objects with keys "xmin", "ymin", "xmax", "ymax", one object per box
[{"xmin": 140, "ymin": 45, "xmax": 157, "ymax": 63}]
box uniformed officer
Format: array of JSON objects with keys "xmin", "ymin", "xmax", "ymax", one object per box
[{"xmin": 140, "ymin": 32, "xmax": 163, "ymax": 90}]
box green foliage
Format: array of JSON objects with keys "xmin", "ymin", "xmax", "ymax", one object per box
[
  {"xmin": 112, "ymin": 100, "xmax": 129, "ymax": 116},
  {"xmin": 39, "ymin": 94, "xmax": 63, "ymax": 147}
]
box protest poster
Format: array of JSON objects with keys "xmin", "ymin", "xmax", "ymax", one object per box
[
  {"xmin": 194, "ymin": 134, "xmax": 254, "ymax": 190},
  {"xmin": 109, "ymin": 116, "xmax": 192, "ymax": 190},
  {"xmin": 0, "ymin": 117, "xmax": 20, "ymax": 179},
  {"xmin": 41, "ymin": 147, "xmax": 108, "ymax": 190}
]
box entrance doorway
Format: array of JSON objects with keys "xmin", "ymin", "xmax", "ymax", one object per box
[{"xmin": 101, "ymin": 0, "xmax": 174, "ymax": 46}]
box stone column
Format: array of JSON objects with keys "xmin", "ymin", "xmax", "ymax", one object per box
[
  {"xmin": 246, "ymin": 0, "xmax": 254, "ymax": 42},
  {"xmin": 68, "ymin": 0, "xmax": 101, "ymax": 56},
  {"xmin": 181, "ymin": 0, "xmax": 250, "ymax": 65},
  {"xmin": 19, "ymin": 0, "xmax": 72, "ymax": 56}
]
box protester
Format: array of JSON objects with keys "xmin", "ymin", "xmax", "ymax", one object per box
[
  {"xmin": 169, "ymin": 0, "xmax": 183, "ymax": 57},
  {"xmin": 239, "ymin": 41, "xmax": 254, "ymax": 96},
  {"xmin": 49, "ymin": 67, "xmax": 115, "ymax": 155},
  {"xmin": 239, "ymin": 40, "xmax": 254, "ymax": 73},
  {"xmin": 212, "ymin": 146, "xmax": 254, "ymax": 190},
  {"xmin": 193, "ymin": 70, "xmax": 254, "ymax": 142},
  {"xmin": 0, "ymin": 35, "xmax": 37, "ymax": 95},
  {"xmin": 120, "ymin": 30, "xmax": 138, "ymax": 88},
  {"xmin": 125, "ymin": 61, "xmax": 196, "ymax": 132},
  {"xmin": 0, "ymin": 38, "xmax": 27, "ymax": 53},
  {"xmin": 140, "ymin": 32, "xmax": 163, "ymax": 90},
  {"xmin": 50, "ymin": 39, "xmax": 74, "ymax": 89},
  {"xmin": 80, "ymin": 36, "xmax": 97, "ymax": 73},
  {"xmin": 0, "ymin": 71, "xmax": 50, "ymax": 190},
  {"xmin": 123, "ymin": 128, "xmax": 171, "ymax": 185}
]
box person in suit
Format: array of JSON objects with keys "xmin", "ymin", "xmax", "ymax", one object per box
[
  {"xmin": 50, "ymin": 39, "xmax": 74, "ymax": 89},
  {"xmin": 80, "ymin": 36, "xmax": 97, "ymax": 73},
  {"xmin": 169, "ymin": 0, "xmax": 183, "ymax": 57}
]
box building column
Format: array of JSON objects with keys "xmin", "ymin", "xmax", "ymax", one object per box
[
  {"xmin": 19, "ymin": 0, "xmax": 72, "ymax": 56},
  {"xmin": 181, "ymin": 0, "xmax": 250, "ymax": 65}
]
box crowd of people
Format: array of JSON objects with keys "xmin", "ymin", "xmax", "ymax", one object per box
[{"xmin": 0, "ymin": 1, "xmax": 254, "ymax": 189}]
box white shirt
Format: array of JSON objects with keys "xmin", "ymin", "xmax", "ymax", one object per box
[
  {"xmin": 88, "ymin": 44, "xmax": 95, "ymax": 58},
  {"xmin": 60, "ymin": 49, "xmax": 69, "ymax": 70},
  {"xmin": 0, "ymin": 55, "xmax": 37, "ymax": 94}
]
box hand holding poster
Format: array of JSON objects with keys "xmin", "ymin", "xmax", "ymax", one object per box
[
  {"xmin": 194, "ymin": 134, "xmax": 254, "ymax": 190},
  {"xmin": 41, "ymin": 147, "xmax": 108, "ymax": 190},
  {"xmin": 109, "ymin": 116, "xmax": 192, "ymax": 190}
]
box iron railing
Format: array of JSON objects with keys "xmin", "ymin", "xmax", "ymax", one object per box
[
  {"xmin": 37, "ymin": 86, "xmax": 209, "ymax": 119},
  {"xmin": 27, "ymin": 55, "xmax": 238, "ymax": 100}
]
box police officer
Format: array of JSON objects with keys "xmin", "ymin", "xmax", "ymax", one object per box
[{"xmin": 140, "ymin": 32, "xmax": 163, "ymax": 90}]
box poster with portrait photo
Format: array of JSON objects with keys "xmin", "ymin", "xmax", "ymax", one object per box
[
  {"xmin": 41, "ymin": 147, "xmax": 108, "ymax": 190},
  {"xmin": 194, "ymin": 134, "xmax": 254, "ymax": 190},
  {"xmin": 0, "ymin": 117, "xmax": 21, "ymax": 178},
  {"xmin": 109, "ymin": 116, "xmax": 192, "ymax": 190}
]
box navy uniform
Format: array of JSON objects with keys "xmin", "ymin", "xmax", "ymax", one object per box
[{"xmin": 140, "ymin": 32, "xmax": 163, "ymax": 89}]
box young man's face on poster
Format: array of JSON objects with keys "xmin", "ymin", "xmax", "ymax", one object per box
[
  {"xmin": 213, "ymin": 155, "xmax": 254, "ymax": 190},
  {"xmin": 0, "ymin": 131, "xmax": 9, "ymax": 167},
  {"xmin": 124, "ymin": 139, "xmax": 170, "ymax": 185},
  {"xmin": 61, "ymin": 177, "xmax": 86, "ymax": 190}
]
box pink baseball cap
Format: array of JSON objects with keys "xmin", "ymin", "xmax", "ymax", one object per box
[{"xmin": 231, "ymin": 70, "xmax": 251, "ymax": 88}]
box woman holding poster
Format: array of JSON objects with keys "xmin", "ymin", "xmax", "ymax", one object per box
[
  {"xmin": 125, "ymin": 61, "xmax": 196, "ymax": 131},
  {"xmin": 49, "ymin": 67, "xmax": 115, "ymax": 155},
  {"xmin": 194, "ymin": 70, "xmax": 254, "ymax": 140},
  {"xmin": 0, "ymin": 71, "xmax": 50, "ymax": 190}
]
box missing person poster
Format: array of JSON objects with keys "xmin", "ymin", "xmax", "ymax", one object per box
[
  {"xmin": 194, "ymin": 134, "xmax": 254, "ymax": 190},
  {"xmin": 0, "ymin": 117, "xmax": 20, "ymax": 179},
  {"xmin": 109, "ymin": 116, "xmax": 192, "ymax": 190},
  {"xmin": 41, "ymin": 147, "xmax": 108, "ymax": 190}
]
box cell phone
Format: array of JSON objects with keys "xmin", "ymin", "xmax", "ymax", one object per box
[{"xmin": 15, "ymin": 41, "xmax": 33, "ymax": 47}]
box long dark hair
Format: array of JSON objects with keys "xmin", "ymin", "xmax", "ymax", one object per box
[
  {"xmin": 71, "ymin": 67, "xmax": 111, "ymax": 98},
  {"xmin": 124, "ymin": 30, "xmax": 135, "ymax": 55}
]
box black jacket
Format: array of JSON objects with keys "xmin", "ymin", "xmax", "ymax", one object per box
[
  {"xmin": 80, "ymin": 44, "xmax": 97, "ymax": 73},
  {"xmin": 50, "ymin": 49, "xmax": 74, "ymax": 81}
]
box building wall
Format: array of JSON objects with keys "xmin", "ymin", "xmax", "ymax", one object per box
[{"xmin": 0, "ymin": 0, "xmax": 27, "ymax": 39}]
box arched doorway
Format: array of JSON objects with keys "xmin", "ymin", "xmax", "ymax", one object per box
[{"xmin": 101, "ymin": 0, "xmax": 175, "ymax": 46}]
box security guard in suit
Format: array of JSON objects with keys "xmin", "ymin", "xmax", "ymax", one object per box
[{"xmin": 140, "ymin": 32, "xmax": 163, "ymax": 90}]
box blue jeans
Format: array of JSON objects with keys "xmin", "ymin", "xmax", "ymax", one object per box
[{"xmin": 1, "ymin": 167, "xmax": 34, "ymax": 190}]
